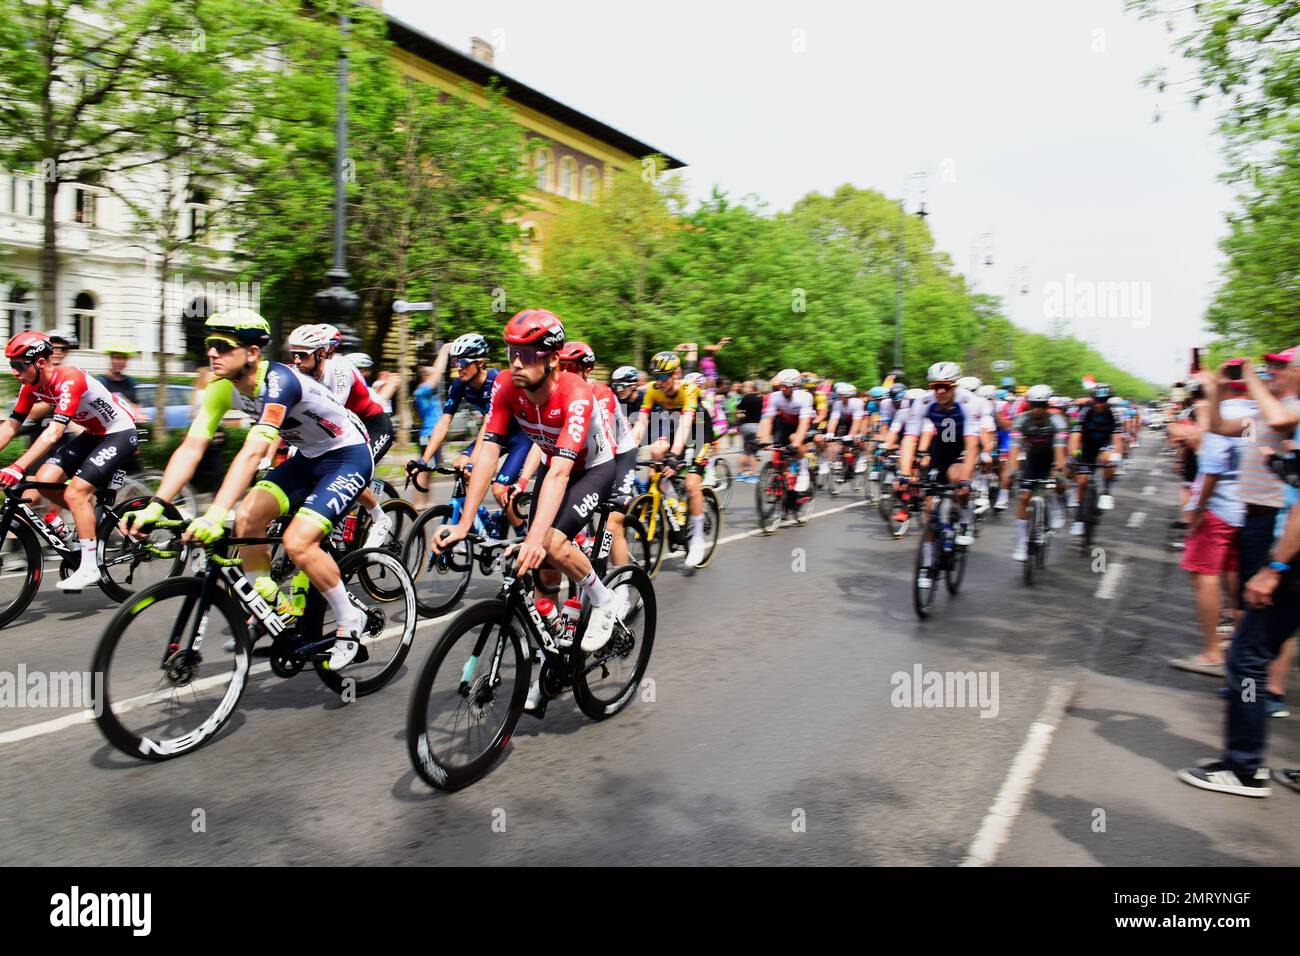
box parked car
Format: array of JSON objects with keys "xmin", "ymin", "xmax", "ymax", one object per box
[{"xmin": 134, "ymin": 383, "xmax": 193, "ymax": 430}]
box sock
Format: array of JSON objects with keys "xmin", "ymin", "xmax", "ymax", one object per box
[
  {"xmin": 690, "ymin": 514, "xmax": 704, "ymax": 540},
  {"xmin": 922, "ymin": 541, "xmax": 934, "ymax": 567},
  {"xmin": 323, "ymin": 581, "xmax": 360, "ymax": 633},
  {"xmin": 1015, "ymin": 517, "xmax": 1028, "ymax": 544},
  {"xmin": 78, "ymin": 538, "xmax": 96, "ymax": 563},
  {"xmin": 578, "ymin": 569, "xmax": 614, "ymax": 607},
  {"xmin": 369, "ymin": 503, "xmax": 385, "ymax": 522}
]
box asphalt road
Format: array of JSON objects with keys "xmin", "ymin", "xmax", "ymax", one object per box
[{"xmin": 1, "ymin": 438, "xmax": 1295, "ymax": 865}]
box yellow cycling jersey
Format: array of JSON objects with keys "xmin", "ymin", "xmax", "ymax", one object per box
[{"xmin": 641, "ymin": 380, "xmax": 702, "ymax": 415}]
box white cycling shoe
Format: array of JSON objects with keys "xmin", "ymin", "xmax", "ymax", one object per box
[
  {"xmin": 57, "ymin": 559, "xmax": 102, "ymax": 592},
  {"xmin": 993, "ymin": 489, "xmax": 1010, "ymax": 511},
  {"xmin": 363, "ymin": 514, "xmax": 393, "ymax": 549},
  {"xmin": 1070, "ymin": 521, "xmax": 1085, "ymax": 536},
  {"xmin": 327, "ymin": 638, "xmax": 361, "ymax": 671},
  {"xmin": 685, "ymin": 537, "xmax": 706, "ymax": 568},
  {"xmin": 1012, "ymin": 543, "xmax": 1028, "ymax": 562},
  {"xmin": 1098, "ymin": 495, "xmax": 1114, "ymax": 511},
  {"xmin": 581, "ymin": 603, "xmax": 617, "ymax": 652}
]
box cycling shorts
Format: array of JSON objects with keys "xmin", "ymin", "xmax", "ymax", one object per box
[
  {"xmin": 925, "ymin": 442, "xmax": 965, "ymax": 477},
  {"xmin": 996, "ymin": 429, "xmax": 1012, "ymax": 456},
  {"xmin": 610, "ymin": 447, "xmax": 639, "ymax": 513},
  {"xmin": 45, "ymin": 429, "xmax": 138, "ymax": 491},
  {"xmin": 256, "ymin": 441, "xmax": 374, "ymax": 533},
  {"xmin": 361, "ymin": 411, "xmax": 394, "ymax": 465},
  {"xmin": 1078, "ymin": 440, "xmax": 1112, "ymax": 467},
  {"xmin": 465, "ymin": 430, "xmax": 532, "ymax": 485},
  {"xmin": 1018, "ymin": 450, "xmax": 1055, "ymax": 485},
  {"xmin": 772, "ymin": 418, "xmax": 803, "ymax": 447},
  {"xmin": 529, "ymin": 457, "xmax": 617, "ymax": 540}
]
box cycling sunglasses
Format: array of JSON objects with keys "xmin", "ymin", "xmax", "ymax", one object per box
[
  {"xmin": 455, "ymin": 357, "xmax": 482, "ymax": 370},
  {"xmin": 204, "ymin": 335, "xmax": 242, "ymax": 354},
  {"xmin": 652, "ymin": 372, "xmax": 674, "ymax": 382},
  {"xmin": 9, "ymin": 360, "xmax": 30, "ymax": 372},
  {"xmin": 289, "ymin": 350, "xmax": 316, "ymax": 361},
  {"xmin": 507, "ymin": 346, "xmax": 551, "ymax": 365},
  {"xmin": 930, "ymin": 381, "xmax": 955, "ymax": 390}
]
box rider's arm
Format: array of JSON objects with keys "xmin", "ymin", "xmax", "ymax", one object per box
[
  {"xmin": 791, "ymin": 412, "xmax": 812, "ymax": 447},
  {"xmin": 631, "ymin": 409, "xmax": 649, "ymax": 448},
  {"xmin": 516, "ymin": 442, "xmax": 543, "ymax": 490},
  {"xmin": 455, "ymin": 440, "xmax": 504, "ymax": 531},
  {"xmin": 212, "ymin": 430, "xmax": 275, "ymax": 514},
  {"xmin": 671, "ymin": 408, "xmax": 694, "ymax": 458},
  {"xmin": 961, "ymin": 434, "xmax": 979, "ymax": 482},
  {"xmin": 420, "ymin": 411, "xmax": 453, "ymax": 460},
  {"xmin": 12, "ymin": 380, "xmax": 76, "ymax": 472},
  {"xmin": 0, "ymin": 417, "xmax": 18, "ymax": 454},
  {"xmin": 154, "ymin": 433, "xmax": 211, "ymax": 502}
]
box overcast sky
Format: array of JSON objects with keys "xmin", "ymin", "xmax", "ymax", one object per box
[{"xmin": 387, "ymin": 0, "xmax": 1234, "ymax": 385}]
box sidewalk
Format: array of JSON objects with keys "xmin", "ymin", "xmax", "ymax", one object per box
[{"xmin": 997, "ymin": 447, "xmax": 1300, "ymax": 865}]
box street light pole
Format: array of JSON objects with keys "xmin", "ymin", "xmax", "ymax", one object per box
[
  {"xmin": 314, "ymin": 12, "xmax": 359, "ymax": 336},
  {"xmin": 894, "ymin": 171, "xmax": 928, "ymax": 375}
]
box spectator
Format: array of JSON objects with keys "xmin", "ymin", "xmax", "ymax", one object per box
[
  {"xmin": 1170, "ymin": 371, "xmax": 1253, "ymax": 678},
  {"xmin": 1178, "ymin": 352, "xmax": 1300, "ymax": 797},
  {"xmin": 98, "ymin": 343, "xmax": 141, "ymax": 418},
  {"xmin": 674, "ymin": 338, "xmax": 732, "ymax": 377},
  {"xmin": 735, "ymin": 380, "xmax": 764, "ymax": 479}
]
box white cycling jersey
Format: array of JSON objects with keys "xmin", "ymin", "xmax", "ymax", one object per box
[
  {"xmin": 828, "ymin": 397, "xmax": 865, "ymax": 427},
  {"xmin": 763, "ymin": 388, "xmax": 814, "ymax": 423},
  {"xmin": 904, "ymin": 390, "xmax": 980, "ymax": 441}
]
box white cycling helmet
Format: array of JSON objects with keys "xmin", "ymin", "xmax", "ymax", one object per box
[
  {"xmin": 611, "ymin": 365, "xmax": 638, "ymax": 388},
  {"xmin": 776, "ymin": 368, "xmax": 801, "ymax": 387},
  {"xmin": 956, "ymin": 375, "xmax": 981, "ymax": 392},
  {"xmin": 1108, "ymin": 396, "xmax": 1123, "ymax": 406},
  {"xmin": 927, "ymin": 361, "xmax": 962, "ymax": 384},
  {"xmin": 1026, "ymin": 384, "xmax": 1053, "ymax": 403},
  {"xmin": 835, "ymin": 381, "xmax": 857, "ymax": 398},
  {"xmin": 976, "ymin": 384, "xmax": 996, "ymax": 399},
  {"xmin": 906, "ymin": 387, "xmax": 926, "ymax": 401},
  {"xmin": 287, "ymin": 324, "xmax": 330, "ymax": 352},
  {"xmin": 449, "ymin": 333, "xmax": 489, "ymax": 361},
  {"xmin": 683, "ymin": 371, "xmax": 705, "ymax": 387},
  {"xmin": 347, "ymin": 352, "xmax": 373, "ymax": 370}
]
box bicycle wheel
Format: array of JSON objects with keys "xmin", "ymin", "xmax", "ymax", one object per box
[
  {"xmin": 628, "ymin": 492, "xmax": 666, "ymax": 576},
  {"xmin": 944, "ymin": 500, "xmax": 967, "ymax": 596},
  {"xmin": 620, "ymin": 513, "xmax": 653, "ymax": 577},
  {"xmin": 877, "ymin": 468, "xmax": 894, "ymax": 522},
  {"xmin": 310, "ymin": 548, "xmax": 417, "ymax": 697},
  {"xmin": 986, "ymin": 470, "xmax": 1001, "ymax": 519},
  {"xmin": 1082, "ymin": 480, "xmax": 1098, "ymax": 551},
  {"xmin": 1024, "ymin": 497, "xmax": 1040, "ymax": 586},
  {"xmin": 135, "ymin": 469, "xmax": 198, "ymax": 520},
  {"xmin": 792, "ymin": 475, "xmax": 816, "ymax": 525},
  {"xmin": 913, "ymin": 520, "xmax": 937, "ymax": 619},
  {"xmin": 406, "ymin": 597, "xmax": 530, "ymax": 791},
  {"xmin": 91, "ymin": 576, "xmax": 252, "ymax": 760},
  {"xmin": 712, "ymin": 456, "xmax": 733, "ymax": 510},
  {"xmin": 0, "ymin": 516, "xmax": 43, "ymax": 629},
  {"xmin": 404, "ymin": 504, "xmax": 474, "ymax": 617},
  {"xmin": 573, "ymin": 564, "xmax": 657, "ymax": 721},
  {"xmin": 756, "ymin": 463, "xmax": 782, "ymax": 535},
  {"xmin": 356, "ymin": 498, "xmax": 420, "ymax": 599},
  {"xmin": 692, "ymin": 487, "xmax": 724, "ymax": 569},
  {"xmin": 96, "ymin": 497, "xmax": 189, "ymax": 603}
]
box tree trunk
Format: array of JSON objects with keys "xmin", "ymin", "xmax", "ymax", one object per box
[
  {"xmin": 40, "ymin": 176, "xmax": 59, "ymax": 330},
  {"xmin": 155, "ymin": 248, "xmax": 170, "ymax": 445}
]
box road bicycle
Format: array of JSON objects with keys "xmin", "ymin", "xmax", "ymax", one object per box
[
  {"xmin": 406, "ymin": 499, "xmax": 655, "ymax": 791},
  {"xmin": 628, "ymin": 457, "xmax": 722, "ymax": 575},
  {"xmin": 703, "ymin": 455, "xmax": 733, "ymax": 509},
  {"xmin": 912, "ymin": 474, "xmax": 970, "ymax": 620},
  {"xmin": 402, "ymin": 462, "xmax": 533, "ymax": 617},
  {"xmin": 1072, "ymin": 459, "xmax": 1107, "ymax": 551},
  {"xmin": 755, "ymin": 443, "xmax": 815, "ymax": 534},
  {"xmin": 1020, "ymin": 477, "xmax": 1060, "ymax": 586},
  {"xmin": 820, "ymin": 435, "xmax": 866, "ymax": 497},
  {"xmin": 0, "ymin": 476, "xmax": 190, "ymax": 628},
  {"xmin": 91, "ymin": 517, "xmax": 417, "ymax": 761}
]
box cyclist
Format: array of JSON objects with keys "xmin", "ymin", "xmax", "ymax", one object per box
[
  {"xmin": 611, "ymin": 365, "xmax": 640, "ymax": 423},
  {"xmin": 288, "ymin": 324, "xmax": 395, "ymax": 548},
  {"xmin": 0, "ymin": 331, "xmax": 139, "ymax": 591},
  {"xmin": 957, "ymin": 376, "xmax": 997, "ymax": 513},
  {"xmin": 991, "ymin": 386, "xmax": 1016, "ymax": 510},
  {"xmin": 1068, "ymin": 382, "xmax": 1124, "ymax": 535},
  {"xmin": 123, "ymin": 310, "xmax": 373, "ymax": 669},
  {"xmin": 756, "ymin": 368, "xmax": 815, "ymax": 493},
  {"xmin": 816, "ymin": 381, "xmax": 864, "ymax": 476},
  {"xmin": 432, "ymin": 309, "xmax": 621, "ymax": 665},
  {"xmin": 1008, "ymin": 384, "xmax": 1069, "ymax": 561},
  {"xmin": 48, "ymin": 329, "xmax": 78, "ymax": 365},
  {"xmin": 407, "ymin": 332, "xmax": 533, "ymax": 532},
  {"xmin": 900, "ymin": 362, "xmax": 981, "ymax": 586},
  {"xmin": 631, "ymin": 350, "xmax": 716, "ymax": 568},
  {"xmin": 558, "ymin": 341, "xmax": 637, "ymax": 568}
]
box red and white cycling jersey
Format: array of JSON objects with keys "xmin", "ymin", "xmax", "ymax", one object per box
[
  {"xmin": 9, "ymin": 365, "xmax": 136, "ymax": 435},
  {"xmin": 762, "ymin": 388, "xmax": 814, "ymax": 425},
  {"xmin": 319, "ymin": 354, "xmax": 384, "ymax": 420},
  {"xmin": 483, "ymin": 370, "xmax": 614, "ymax": 469},
  {"xmin": 591, "ymin": 380, "xmax": 637, "ymax": 454}
]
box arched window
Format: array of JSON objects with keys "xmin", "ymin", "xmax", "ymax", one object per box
[
  {"xmin": 559, "ymin": 157, "xmax": 577, "ymax": 199},
  {"xmin": 71, "ymin": 291, "xmax": 96, "ymax": 350},
  {"xmin": 581, "ymin": 166, "xmax": 599, "ymax": 203},
  {"xmin": 2, "ymin": 284, "xmax": 36, "ymax": 336},
  {"xmin": 533, "ymin": 148, "xmax": 552, "ymax": 192}
]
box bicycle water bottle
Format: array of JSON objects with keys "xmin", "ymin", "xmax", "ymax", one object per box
[
  {"xmin": 535, "ymin": 597, "xmax": 560, "ymax": 638},
  {"xmin": 342, "ymin": 514, "xmax": 359, "ymax": 544},
  {"xmin": 43, "ymin": 512, "xmax": 74, "ymax": 543},
  {"xmin": 560, "ymin": 596, "xmax": 582, "ymax": 647}
]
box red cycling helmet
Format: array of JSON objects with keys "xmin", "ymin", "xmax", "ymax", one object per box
[
  {"xmin": 558, "ymin": 340, "xmax": 595, "ymax": 371},
  {"xmin": 503, "ymin": 309, "xmax": 565, "ymax": 351},
  {"xmin": 6, "ymin": 331, "xmax": 54, "ymax": 363}
]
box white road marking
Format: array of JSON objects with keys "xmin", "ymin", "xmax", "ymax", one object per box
[
  {"xmin": 1142, "ymin": 485, "xmax": 1156, "ymax": 496},
  {"xmin": 1094, "ymin": 562, "xmax": 1125, "ymax": 599},
  {"xmin": 660, "ymin": 498, "xmax": 868, "ymax": 561},
  {"xmin": 1126, "ymin": 511, "xmax": 1146, "ymax": 529},
  {"xmin": 962, "ymin": 680, "xmax": 1075, "ymax": 867}
]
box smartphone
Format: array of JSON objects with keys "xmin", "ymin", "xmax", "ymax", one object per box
[
  {"xmin": 1224, "ymin": 359, "xmax": 1244, "ymax": 381},
  {"xmin": 1190, "ymin": 347, "xmax": 1202, "ymax": 373}
]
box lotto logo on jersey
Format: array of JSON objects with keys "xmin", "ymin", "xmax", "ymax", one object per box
[{"xmin": 566, "ymin": 399, "xmax": 589, "ymax": 444}]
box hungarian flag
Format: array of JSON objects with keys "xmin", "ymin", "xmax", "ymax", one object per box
[{"xmin": 1082, "ymin": 374, "xmax": 1096, "ymax": 391}]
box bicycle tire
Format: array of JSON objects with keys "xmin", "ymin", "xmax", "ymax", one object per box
[
  {"xmin": 91, "ymin": 575, "xmax": 252, "ymax": 761},
  {"xmin": 573, "ymin": 564, "xmax": 657, "ymax": 721},
  {"xmin": 95, "ymin": 496, "xmax": 189, "ymax": 603},
  {"xmin": 711, "ymin": 456, "xmax": 733, "ymax": 510},
  {"xmin": 0, "ymin": 517, "xmax": 43, "ymax": 629},
  {"xmin": 913, "ymin": 519, "xmax": 937, "ymax": 619},
  {"xmin": 312, "ymin": 548, "xmax": 418, "ymax": 697},
  {"xmin": 620, "ymin": 513, "xmax": 653, "ymax": 577},
  {"xmin": 943, "ymin": 498, "xmax": 967, "ymax": 595},
  {"xmin": 756, "ymin": 463, "xmax": 781, "ymax": 535},
  {"xmin": 628, "ymin": 492, "xmax": 666, "ymax": 577},
  {"xmin": 693, "ymin": 487, "xmax": 724, "ymax": 569},
  {"xmin": 406, "ymin": 597, "xmax": 530, "ymax": 791},
  {"xmin": 356, "ymin": 498, "xmax": 420, "ymax": 599},
  {"xmin": 404, "ymin": 504, "xmax": 474, "ymax": 617},
  {"xmin": 1024, "ymin": 497, "xmax": 1040, "ymax": 586}
]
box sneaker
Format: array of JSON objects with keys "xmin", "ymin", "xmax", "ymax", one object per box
[
  {"xmin": 1098, "ymin": 495, "xmax": 1114, "ymax": 511},
  {"xmin": 363, "ymin": 513, "xmax": 393, "ymax": 550},
  {"xmin": 684, "ymin": 537, "xmax": 706, "ymax": 568},
  {"xmin": 1012, "ymin": 543, "xmax": 1028, "ymax": 562},
  {"xmin": 1271, "ymin": 768, "xmax": 1300, "ymax": 794},
  {"xmin": 994, "ymin": 489, "xmax": 1010, "ymax": 511},
  {"xmin": 581, "ymin": 604, "xmax": 617, "ymax": 652},
  {"xmin": 1177, "ymin": 761, "xmax": 1270, "ymax": 797},
  {"xmin": 1267, "ymin": 693, "xmax": 1290, "ymax": 719},
  {"xmin": 1069, "ymin": 521, "xmax": 1084, "ymax": 536},
  {"xmin": 56, "ymin": 558, "xmax": 102, "ymax": 592}
]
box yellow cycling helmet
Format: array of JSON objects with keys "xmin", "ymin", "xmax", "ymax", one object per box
[{"xmin": 650, "ymin": 351, "xmax": 681, "ymax": 375}]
